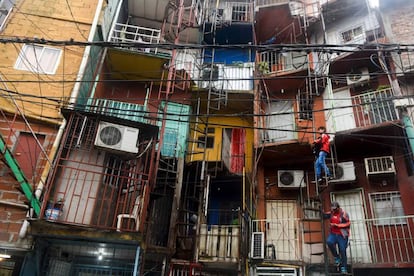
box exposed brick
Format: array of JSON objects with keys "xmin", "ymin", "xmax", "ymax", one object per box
[
  {"xmin": 0, "ymin": 232, "xmax": 10, "ymax": 242},
  {"xmin": 1, "ymin": 192, "xmax": 20, "ymax": 201},
  {"xmin": 7, "ymin": 222, "xmax": 23, "ymax": 233}
]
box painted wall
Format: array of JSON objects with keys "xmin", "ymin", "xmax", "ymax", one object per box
[
  {"xmin": 0, "ymin": 117, "xmax": 56, "ymax": 247},
  {"xmin": 186, "ymin": 116, "xmax": 254, "ymax": 173},
  {"xmin": 0, "ymin": 0, "xmax": 99, "ymax": 122}
]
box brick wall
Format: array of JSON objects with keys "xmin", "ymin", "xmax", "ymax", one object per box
[{"xmin": 383, "ymin": 3, "xmax": 414, "ymax": 70}]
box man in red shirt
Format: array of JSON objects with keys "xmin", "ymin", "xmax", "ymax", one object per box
[
  {"xmin": 324, "ymin": 201, "xmax": 351, "ymax": 274},
  {"xmin": 314, "ymin": 126, "xmax": 332, "ymax": 183}
]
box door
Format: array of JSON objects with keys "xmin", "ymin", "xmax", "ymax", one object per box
[
  {"xmin": 332, "ymin": 190, "xmax": 372, "ymax": 264},
  {"xmin": 330, "ymin": 89, "xmax": 356, "ymax": 132},
  {"xmin": 266, "ymin": 200, "xmax": 300, "ymax": 261},
  {"xmin": 266, "ymin": 101, "xmax": 295, "ymax": 142},
  {"xmin": 14, "ymin": 132, "xmax": 45, "ymax": 183}
]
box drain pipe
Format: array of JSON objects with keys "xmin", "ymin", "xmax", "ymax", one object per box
[
  {"xmin": 401, "ymin": 108, "xmax": 414, "ymax": 156},
  {"xmin": 19, "ymin": 0, "xmax": 105, "ymax": 239}
]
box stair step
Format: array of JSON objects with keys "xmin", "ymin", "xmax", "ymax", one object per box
[
  {"xmin": 310, "ymin": 252, "xmax": 324, "ymax": 256},
  {"xmin": 303, "ymin": 207, "xmax": 321, "ymax": 211}
]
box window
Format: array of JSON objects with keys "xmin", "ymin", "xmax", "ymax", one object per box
[
  {"xmin": 340, "ymin": 26, "xmax": 364, "ymax": 43},
  {"xmin": 369, "ymin": 192, "xmax": 406, "ymax": 225},
  {"xmin": 15, "ymin": 44, "xmax": 62, "ymax": 74},
  {"xmin": 232, "ymin": 5, "xmax": 248, "ymax": 21},
  {"xmin": 298, "ymin": 92, "xmax": 313, "ymax": 120},
  {"xmin": 197, "ymin": 128, "xmax": 215, "ymax": 148},
  {"xmin": 104, "ymin": 155, "xmax": 129, "ymax": 189}
]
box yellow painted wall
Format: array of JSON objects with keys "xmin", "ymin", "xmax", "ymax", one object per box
[
  {"xmin": 186, "ymin": 116, "xmax": 254, "ymax": 173},
  {"xmin": 0, "ymin": 0, "xmax": 99, "ymax": 123}
]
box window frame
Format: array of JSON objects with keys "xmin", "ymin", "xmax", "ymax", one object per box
[
  {"xmin": 339, "ymin": 25, "xmax": 364, "ymax": 44},
  {"xmin": 369, "ymin": 191, "xmax": 406, "ymax": 226},
  {"xmin": 14, "ymin": 44, "xmax": 62, "ymax": 74},
  {"xmin": 197, "ymin": 128, "xmax": 215, "ymax": 149}
]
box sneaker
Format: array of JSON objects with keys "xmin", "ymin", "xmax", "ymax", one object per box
[
  {"xmin": 317, "ymin": 178, "xmax": 323, "ymax": 183},
  {"xmin": 326, "ymin": 175, "xmax": 334, "ymax": 180},
  {"xmin": 340, "ymin": 266, "xmax": 347, "ymax": 274},
  {"xmin": 334, "ymin": 256, "xmax": 341, "ymax": 265}
]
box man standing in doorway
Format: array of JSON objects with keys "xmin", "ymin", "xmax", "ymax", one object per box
[
  {"xmin": 324, "ymin": 201, "xmax": 351, "ymax": 274},
  {"xmin": 314, "ymin": 126, "xmax": 332, "ymax": 183}
]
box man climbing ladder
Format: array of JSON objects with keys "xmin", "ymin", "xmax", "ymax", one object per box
[
  {"xmin": 313, "ymin": 126, "xmax": 333, "ymax": 184},
  {"xmin": 323, "ymin": 201, "xmax": 351, "ymax": 274}
]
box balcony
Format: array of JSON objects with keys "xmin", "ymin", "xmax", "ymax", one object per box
[
  {"xmin": 330, "ymin": 88, "xmax": 399, "ymax": 132},
  {"xmin": 251, "ymin": 215, "xmax": 414, "ymax": 266},
  {"xmin": 110, "ymin": 23, "xmax": 169, "ymax": 57},
  {"xmin": 258, "ymin": 51, "xmax": 308, "ymax": 75},
  {"xmin": 84, "ymin": 98, "xmax": 148, "ymax": 124},
  {"xmin": 198, "ymin": 63, "xmax": 254, "ymax": 91},
  {"xmin": 198, "ymin": 209, "xmax": 241, "ymax": 263},
  {"xmin": 255, "ymin": 0, "xmax": 289, "ymax": 10},
  {"xmin": 204, "ymin": 0, "xmax": 253, "ymax": 24}
]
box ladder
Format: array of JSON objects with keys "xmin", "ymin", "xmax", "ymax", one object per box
[{"xmin": 0, "ymin": 134, "xmax": 41, "ymax": 216}]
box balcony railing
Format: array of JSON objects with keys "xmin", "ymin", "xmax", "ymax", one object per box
[
  {"xmin": 110, "ymin": 23, "xmax": 170, "ymax": 56},
  {"xmin": 198, "ymin": 63, "xmax": 254, "ymax": 91},
  {"xmin": 199, "ymin": 224, "xmax": 240, "ymax": 262},
  {"xmin": 251, "ymin": 215, "xmax": 414, "ymax": 265},
  {"xmin": 85, "ymin": 98, "xmax": 148, "ymax": 124},
  {"xmin": 351, "ymin": 88, "xmax": 398, "ymax": 127},
  {"xmin": 258, "ymin": 51, "xmax": 308, "ymax": 74},
  {"xmin": 255, "ymin": 0, "xmax": 289, "ymax": 10},
  {"xmin": 198, "ymin": 209, "xmax": 241, "ymax": 262},
  {"xmin": 204, "ymin": 1, "xmax": 253, "ymax": 23},
  {"xmin": 252, "ymin": 218, "xmax": 302, "ymax": 261}
]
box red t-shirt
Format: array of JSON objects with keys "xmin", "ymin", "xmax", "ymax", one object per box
[{"xmin": 330, "ymin": 211, "xmax": 342, "ymax": 235}]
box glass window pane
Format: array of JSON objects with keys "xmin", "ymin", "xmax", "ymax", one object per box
[
  {"xmin": 15, "ymin": 44, "xmax": 61, "ymax": 74},
  {"xmin": 40, "ymin": 48, "xmax": 61, "ymax": 73}
]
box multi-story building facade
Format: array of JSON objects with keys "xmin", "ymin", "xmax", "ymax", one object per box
[
  {"xmin": 1, "ymin": 0, "xmax": 414, "ymax": 275},
  {"xmin": 0, "ymin": 0, "xmax": 99, "ymax": 274},
  {"xmin": 251, "ymin": 0, "xmax": 414, "ymax": 276}
]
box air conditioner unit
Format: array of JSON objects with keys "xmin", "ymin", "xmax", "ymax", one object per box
[
  {"xmin": 94, "ymin": 121, "xmax": 139, "ymax": 154},
  {"xmin": 329, "ymin": 161, "xmax": 356, "ymax": 183},
  {"xmin": 277, "ymin": 170, "xmax": 305, "ymax": 188},
  {"xmin": 346, "ymin": 67, "xmax": 370, "ymax": 85},
  {"xmin": 251, "ymin": 232, "xmax": 264, "ymax": 259}
]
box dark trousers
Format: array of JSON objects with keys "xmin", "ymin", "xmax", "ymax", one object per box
[{"xmin": 327, "ymin": 233, "xmax": 348, "ymax": 268}]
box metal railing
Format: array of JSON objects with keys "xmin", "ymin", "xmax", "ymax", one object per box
[
  {"xmin": 198, "ymin": 224, "xmax": 240, "ymax": 262},
  {"xmin": 198, "ymin": 63, "xmax": 254, "ymax": 91},
  {"xmin": 352, "ymin": 88, "xmax": 398, "ymax": 128},
  {"xmin": 198, "ymin": 209, "xmax": 241, "ymax": 262},
  {"xmin": 353, "ymin": 215, "xmax": 414, "ymax": 265},
  {"xmin": 204, "ymin": 0, "xmax": 253, "ymax": 23},
  {"xmin": 255, "ymin": 0, "xmax": 289, "ymax": 9},
  {"xmin": 258, "ymin": 51, "xmax": 307, "ymax": 74},
  {"xmin": 252, "ymin": 218, "xmax": 302, "ymax": 261},
  {"xmin": 110, "ymin": 23, "xmax": 169, "ymax": 56},
  {"xmin": 251, "ymin": 215, "xmax": 414, "ymax": 265},
  {"xmin": 85, "ymin": 98, "xmax": 148, "ymax": 124}
]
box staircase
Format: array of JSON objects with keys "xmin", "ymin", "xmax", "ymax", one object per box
[{"xmin": 303, "ymin": 198, "xmax": 354, "ymax": 275}]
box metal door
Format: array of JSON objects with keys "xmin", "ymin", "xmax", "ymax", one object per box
[{"xmin": 332, "ymin": 189, "xmax": 372, "ymax": 263}]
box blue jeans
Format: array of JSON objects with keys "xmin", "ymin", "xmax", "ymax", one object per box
[
  {"xmin": 315, "ymin": 151, "xmax": 330, "ymax": 178},
  {"xmin": 327, "ymin": 233, "xmax": 348, "ymax": 268}
]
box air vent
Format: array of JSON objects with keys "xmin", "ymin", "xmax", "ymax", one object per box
[{"xmin": 251, "ymin": 232, "xmax": 264, "ymax": 259}]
